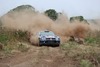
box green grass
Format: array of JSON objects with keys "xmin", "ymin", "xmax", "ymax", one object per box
[
  {"xmin": 85, "ymin": 37, "xmax": 97, "ymax": 44},
  {"xmin": 3, "ymin": 45, "xmax": 13, "ymax": 55},
  {"xmin": 0, "ymin": 28, "xmax": 30, "ymax": 58},
  {"xmin": 14, "ymin": 30, "xmax": 28, "ymax": 40},
  {"xmin": 0, "ymin": 28, "xmax": 28, "ymax": 44},
  {"xmin": 61, "ymin": 41, "xmax": 100, "ymax": 66},
  {"xmin": 80, "ymin": 59, "xmax": 93, "ymax": 67},
  {"xmin": 0, "ymin": 34, "xmax": 9, "ymax": 45},
  {"xmin": 17, "ymin": 43, "xmax": 30, "ymax": 52},
  {"xmin": 85, "ymin": 31, "xmax": 100, "ymax": 47}
]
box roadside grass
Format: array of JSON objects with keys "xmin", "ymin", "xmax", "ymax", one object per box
[
  {"xmin": 0, "ymin": 21, "xmax": 100, "ymax": 67},
  {"xmin": 60, "ymin": 31, "xmax": 100, "ymax": 67},
  {"xmin": 85, "ymin": 31, "xmax": 100, "ymax": 47},
  {"xmin": 61, "ymin": 41, "xmax": 100, "ymax": 67},
  {"xmin": 80, "ymin": 59, "xmax": 93, "ymax": 67},
  {"xmin": 61, "ymin": 31, "xmax": 100, "ymax": 67},
  {"xmin": 0, "ymin": 28, "xmax": 30, "ymax": 58},
  {"xmin": 17, "ymin": 42, "xmax": 30, "ymax": 52}
]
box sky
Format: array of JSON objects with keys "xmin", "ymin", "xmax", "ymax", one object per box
[{"xmin": 0, "ymin": 0, "xmax": 100, "ymax": 19}]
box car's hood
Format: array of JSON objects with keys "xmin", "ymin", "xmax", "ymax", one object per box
[
  {"xmin": 40, "ymin": 35, "xmax": 56, "ymax": 38},
  {"xmin": 45, "ymin": 35, "xmax": 55, "ymax": 38}
]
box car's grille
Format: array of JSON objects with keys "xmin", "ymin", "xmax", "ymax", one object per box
[{"xmin": 46, "ymin": 38, "xmax": 55, "ymax": 40}]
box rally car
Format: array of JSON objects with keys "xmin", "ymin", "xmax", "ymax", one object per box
[{"xmin": 38, "ymin": 30, "xmax": 60, "ymax": 46}]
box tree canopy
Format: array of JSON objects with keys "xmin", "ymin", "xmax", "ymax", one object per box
[
  {"xmin": 44, "ymin": 9, "xmax": 58, "ymax": 20},
  {"xmin": 9, "ymin": 5, "xmax": 35, "ymax": 13},
  {"xmin": 70, "ymin": 16, "xmax": 84, "ymax": 22}
]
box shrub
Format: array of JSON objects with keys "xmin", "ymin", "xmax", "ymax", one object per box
[
  {"xmin": 70, "ymin": 16, "xmax": 84, "ymax": 22},
  {"xmin": 0, "ymin": 45, "xmax": 13, "ymax": 58},
  {"xmin": 80, "ymin": 59, "xmax": 93, "ymax": 67},
  {"xmin": 0, "ymin": 34, "xmax": 9, "ymax": 44},
  {"xmin": 61, "ymin": 41, "xmax": 100, "ymax": 66},
  {"xmin": 14, "ymin": 30, "xmax": 28, "ymax": 41},
  {"xmin": 17, "ymin": 43, "xmax": 29, "ymax": 52},
  {"xmin": 85, "ymin": 37, "xmax": 96, "ymax": 44},
  {"xmin": 85, "ymin": 31, "xmax": 100, "ymax": 46}
]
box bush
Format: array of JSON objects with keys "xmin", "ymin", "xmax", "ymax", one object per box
[
  {"xmin": 0, "ymin": 34, "xmax": 9, "ymax": 44},
  {"xmin": 3, "ymin": 45, "xmax": 12, "ymax": 54},
  {"xmin": 61, "ymin": 41, "xmax": 79, "ymax": 50},
  {"xmin": 61, "ymin": 41, "xmax": 100, "ymax": 66},
  {"xmin": 14, "ymin": 30, "xmax": 28, "ymax": 41},
  {"xmin": 85, "ymin": 37, "xmax": 96, "ymax": 44},
  {"xmin": 85, "ymin": 31, "xmax": 100, "ymax": 46},
  {"xmin": 80, "ymin": 59, "xmax": 93, "ymax": 67},
  {"xmin": 70, "ymin": 16, "xmax": 89, "ymax": 24},
  {"xmin": 70, "ymin": 16, "xmax": 84, "ymax": 22},
  {"xmin": 17, "ymin": 43, "xmax": 29, "ymax": 52}
]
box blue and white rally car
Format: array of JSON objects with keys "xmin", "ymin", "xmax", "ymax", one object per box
[{"xmin": 38, "ymin": 30, "xmax": 60, "ymax": 46}]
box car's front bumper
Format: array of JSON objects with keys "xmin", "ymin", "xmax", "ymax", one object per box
[{"xmin": 39, "ymin": 40, "xmax": 60, "ymax": 46}]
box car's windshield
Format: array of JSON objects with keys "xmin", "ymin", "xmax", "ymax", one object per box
[{"xmin": 39, "ymin": 31, "xmax": 55, "ymax": 36}]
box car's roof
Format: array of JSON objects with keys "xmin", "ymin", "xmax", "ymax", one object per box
[
  {"xmin": 39, "ymin": 30, "xmax": 54, "ymax": 35},
  {"xmin": 39, "ymin": 30, "xmax": 53, "ymax": 33}
]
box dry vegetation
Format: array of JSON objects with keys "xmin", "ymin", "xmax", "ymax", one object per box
[{"xmin": 0, "ymin": 28, "xmax": 99, "ymax": 67}]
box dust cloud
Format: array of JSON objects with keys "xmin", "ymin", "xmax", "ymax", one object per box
[
  {"xmin": 0, "ymin": 9, "xmax": 90, "ymax": 45},
  {"xmin": 88, "ymin": 19, "xmax": 100, "ymax": 31}
]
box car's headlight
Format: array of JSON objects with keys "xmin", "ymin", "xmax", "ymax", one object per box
[
  {"xmin": 56, "ymin": 37, "xmax": 60, "ymax": 41},
  {"xmin": 41, "ymin": 37, "xmax": 46, "ymax": 40}
]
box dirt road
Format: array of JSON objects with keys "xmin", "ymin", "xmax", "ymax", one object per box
[{"xmin": 0, "ymin": 46, "xmax": 76, "ymax": 67}]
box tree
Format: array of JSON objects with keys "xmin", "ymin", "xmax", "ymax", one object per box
[
  {"xmin": 9, "ymin": 5, "xmax": 36, "ymax": 13},
  {"xmin": 70, "ymin": 16, "xmax": 89, "ymax": 24},
  {"xmin": 70, "ymin": 16, "xmax": 84, "ymax": 22},
  {"xmin": 45, "ymin": 9, "xmax": 58, "ymax": 20}
]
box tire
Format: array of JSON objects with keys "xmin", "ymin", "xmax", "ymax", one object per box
[
  {"xmin": 39, "ymin": 44, "xmax": 42, "ymax": 46},
  {"xmin": 56, "ymin": 44, "xmax": 60, "ymax": 47}
]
